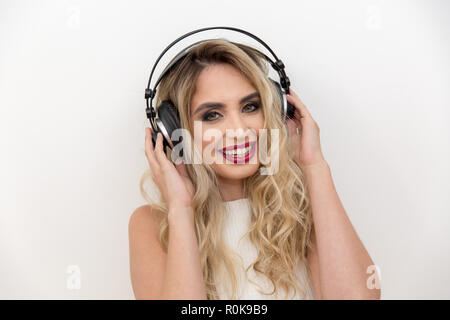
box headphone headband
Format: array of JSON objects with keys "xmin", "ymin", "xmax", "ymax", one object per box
[{"xmin": 145, "ymin": 26, "xmax": 291, "ymax": 131}]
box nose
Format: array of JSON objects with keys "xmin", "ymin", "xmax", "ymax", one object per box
[
  {"xmin": 227, "ymin": 109, "xmax": 248, "ymax": 130},
  {"xmin": 222, "ymin": 109, "xmax": 254, "ymax": 146}
]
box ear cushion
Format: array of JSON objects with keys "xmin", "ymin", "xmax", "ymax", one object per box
[
  {"xmin": 269, "ymin": 78, "xmax": 295, "ymax": 120},
  {"xmin": 269, "ymin": 78, "xmax": 283, "ymax": 101},
  {"xmin": 157, "ymin": 100, "xmax": 182, "ymax": 149}
]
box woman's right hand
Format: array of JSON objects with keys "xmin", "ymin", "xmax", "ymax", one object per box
[{"xmin": 145, "ymin": 127, "xmax": 195, "ymax": 210}]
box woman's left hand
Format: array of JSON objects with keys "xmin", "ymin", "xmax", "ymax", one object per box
[{"xmin": 285, "ymin": 88, "xmax": 326, "ymax": 170}]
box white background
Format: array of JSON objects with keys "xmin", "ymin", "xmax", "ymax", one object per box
[{"xmin": 0, "ymin": 0, "xmax": 449, "ymax": 299}]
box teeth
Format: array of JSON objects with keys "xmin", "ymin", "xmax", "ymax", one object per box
[{"xmin": 223, "ymin": 145, "xmax": 252, "ymax": 157}]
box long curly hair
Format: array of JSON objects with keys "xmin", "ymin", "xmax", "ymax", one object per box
[{"xmin": 139, "ymin": 39, "xmax": 315, "ymax": 300}]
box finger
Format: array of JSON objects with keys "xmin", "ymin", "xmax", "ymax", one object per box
[
  {"xmin": 145, "ymin": 127, "xmax": 154, "ymax": 149},
  {"xmin": 175, "ymin": 161, "xmax": 189, "ymax": 179},
  {"xmin": 286, "ymin": 88, "xmax": 312, "ymax": 119},
  {"xmin": 286, "ymin": 119, "xmax": 297, "ymax": 137},
  {"xmin": 291, "ymin": 108, "xmax": 302, "ymax": 126},
  {"xmin": 145, "ymin": 127, "xmax": 160, "ymax": 172},
  {"xmin": 154, "ymin": 132, "xmax": 170, "ymax": 170}
]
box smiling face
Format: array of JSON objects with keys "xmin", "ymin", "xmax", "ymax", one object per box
[{"xmin": 190, "ymin": 63, "xmax": 265, "ymax": 182}]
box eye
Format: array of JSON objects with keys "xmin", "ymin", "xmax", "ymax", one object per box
[
  {"xmin": 243, "ymin": 102, "xmax": 260, "ymax": 112},
  {"xmin": 201, "ymin": 102, "xmax": 260, "ymax": 122},
  {"xmin": 201, "ymin": 111, "xmax": 221, "ymax": 122}
]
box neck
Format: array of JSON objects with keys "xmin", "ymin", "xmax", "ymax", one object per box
[{"xmin": 218, "ymin": 177, "xmax": 245, "ymax": 202}]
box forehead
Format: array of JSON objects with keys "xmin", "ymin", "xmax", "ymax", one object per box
[{"xmin": 191, "ymin": 63, "xmax": 256, "ymax": 109}]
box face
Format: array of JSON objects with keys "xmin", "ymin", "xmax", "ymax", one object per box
[{"xmin": 190, "ymin": 63, "xmax": 265, "ymax": 181}]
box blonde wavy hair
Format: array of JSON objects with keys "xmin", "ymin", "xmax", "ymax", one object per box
[{"xmin": 139, "ymin": 39, "xmax": 315, "ymax": 300}]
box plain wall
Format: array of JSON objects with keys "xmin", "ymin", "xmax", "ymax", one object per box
[{"xmin": 0, "ymin": 0, "xmax": 449, "ymax": 299}]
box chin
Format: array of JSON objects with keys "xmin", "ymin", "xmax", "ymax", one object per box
[{"xmin": 212, "ymin": 162, "xmax": 260, "ymax": 180}]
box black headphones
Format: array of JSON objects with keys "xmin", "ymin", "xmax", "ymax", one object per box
[{"xmin": 145, "ymin": 26, "xmax": 296, "ymax": 152}]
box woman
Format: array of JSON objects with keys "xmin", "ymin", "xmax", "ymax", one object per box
[{"xmin": 128, "ymin": 39, "xmax": 381, "ymax": 300}]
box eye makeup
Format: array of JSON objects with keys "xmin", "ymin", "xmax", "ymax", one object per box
[{"xmin": 200, "ymin": 101, "xmax": 261, "ymax": 122}]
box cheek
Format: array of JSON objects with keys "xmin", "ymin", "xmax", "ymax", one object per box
[
  {"xmin": 198, "ymin": 128, "xmax": 223, "ymax": 154},
  {"xmin": 249, "ymin": 109, "xmax": 265, "ymax": 131},
  {"xmin": 250, "ymin": 113, "xmax": 265, "ymax": 137},
  {"xmin": 257, "ymin": 111, "xmax": 265, "ymax": 128}
]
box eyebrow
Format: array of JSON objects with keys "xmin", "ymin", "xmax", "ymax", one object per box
[{"xmin": 193, "ymin": 92, "xmax": 260, "ymax": 116}]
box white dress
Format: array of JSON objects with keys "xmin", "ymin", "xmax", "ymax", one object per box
[{"xmin": 214, "ymin": 198, "xmax": 315, "ymax": 300}]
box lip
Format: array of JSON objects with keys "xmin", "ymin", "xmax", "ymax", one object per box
[
  {"xmin": 219, "ymin": 141, "xmax": 257, "ymax": 164},
  {"xmin": 221, "ymin": 141, "xmax": 255, "ymax": 152}
]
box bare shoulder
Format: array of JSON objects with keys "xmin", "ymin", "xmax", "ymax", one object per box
[
  {"xmin": 128, "ymin": 204, "xmax": 167, "ymax": 299},
  {"xmin": 129, "ymin": 204, "xmax": 165, "ymax": 234}
]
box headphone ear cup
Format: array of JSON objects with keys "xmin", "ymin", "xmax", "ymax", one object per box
[
  {"xmin": 269, "ymin": 78, "xmax": 295, "ymax": 120},
  {"xmin": 155, "ymin": 100, "xmax": 182, "ymax": 151}
]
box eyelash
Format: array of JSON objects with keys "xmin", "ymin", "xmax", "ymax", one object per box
[{"xmin": 201, "ymin": 102, "xmax": 260, "ymax": 122}]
